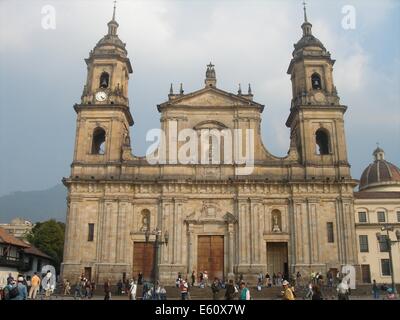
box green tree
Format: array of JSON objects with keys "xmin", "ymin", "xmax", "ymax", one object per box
[{"xmin": 27, "ymin": 219, "xmax": 65, "ymax": 274}]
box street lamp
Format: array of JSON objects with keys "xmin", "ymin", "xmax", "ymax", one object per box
[
  {"xmin": 376, "ymin": 225, "xmax": 400, "ymax": 294},
  {"xmin": 144, "ymin": 228, "xmax": 169, "ymax": 299}
]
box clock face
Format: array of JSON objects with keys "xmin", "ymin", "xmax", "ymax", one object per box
[{"xmin": 95, "ymin": 91, "xmax": 107, "ymax": 102}]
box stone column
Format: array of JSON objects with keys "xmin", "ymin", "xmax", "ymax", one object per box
[
  {"xmin": 288, "ymin": 198, "xmax": 296, "ymax": 272},
  {"xmin": 116, "ymin": 202, "xmax": 127, "ymax": 263},
  {"xmin": 342, "ymin": 198, "xmax": 358, "ymax": 265},
  {"xmin": 238, "ymin": 200, "xmax": 248, "ymax": 264},
  {"xmin": 264, "ymin": 202, "xmax": 270, "ymax": 233},
  {"xmin": 63, "ymin": 201, "xmax": 72, "ymax": 262},
  {"xmin": 71, "ymin": 202, "xmax": 80, "ymax": 261},
  {"xmin": 102, "ymin": 202, "xmax": 112, "ymax": 262},
  {"xmin": 228, "ymin": 225, "xmax": 234, "ymax": 276},
  {"xmin": 187, "ymin": 226, "xmax": 195, "ymax": 274},
  {"xmin": 177, "ymin": 203, "xmax": 183, "ymax": 264},
  {"xmin": 303, "ymin": 200, "xmax": 311, "ymax": 265},
  {"xmin": 335, "ymin": 197, "xmax": 345, "ymax": 263},
  {"xmin": 307, "ymin": 199, "xmax": 319, "ymax": 264}
]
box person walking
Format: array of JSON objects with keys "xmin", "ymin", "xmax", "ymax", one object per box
[
  {"xmin": 137, "ymin": 272, "xmax": 143, "ymax": 285},
  {"xmin": 64, "ymin": 279, "xmax": 71, "ymax": 296},
  {"xmin": 154, "ymin": 280, "xmax": 161, "ymax": 300},
  {"xmin": 265, "ymin": 273, "xmax": 271, "ymax": 288},
  {"xmin": 191, "ymin": 270, "xmax": 196, "ymax": 287},
  {"xmin": 11, "ymin": 276, "xmax": 28, "ymax": 300},
  {"xmin": 7, "ymin": 273, "xmax": 14, "ymax": 285},
  {"xmin": 296, "ymin": 271, "xmax": 302, "ymax": 288},
  {"xmin": 225, "ymin": 279, "xmax": 237, "ymax": 300},
  {"xmin": 25, "ymin": 276, "xmax": 32, "ymax": 295},
  {"xmin": 29, "ymin": 272, "xmax": 41, "ymax": 300},
  {"xmin": 203, "ymin": 271, "xmax": 209, "ymax": 287},
  {"xmin": 129, "ymin": 279, "xmax": 137, "ymax": 300},
  {"xmin": 117, "ymin": 279, "xmax": 123, "ymax": 295},
  {"xmin": 257, "ymin": 272, "xmax": 264, "ymax": 286},
  {"xmin": 159, "ymin": 286, "xmax": 167, "ymax": 300},
  {"xmin": 2, "ymin": 280, "xmax": 15, "ymax": 300},
  {"xmin": 74, "ymin": 278, "xmax": 82, "ymax": 300},
  {"xmin": 85, "ymin": 279, "xmax": 92, "ymax": 299},
  {"xmin": 179, "ymin": 279, "xmax": 189, "ymax": 300},
  {"xmin": 305, "ymin": 282, "xmax": 313, "ymax": 300},
  {"xmin": 372, "ymin": 280, "xmax": 380, "ymax": 300},
  {"xmin": 90, "ymin": 281, "xmax": 96, "ymax": 299},
  {"xmin": 43, "ymin": 271, "xmax": 53, "ymax": 299},
  {"xmin": 104, "ymin": 279, "xmax": 111, "ymax": 300},
  {"xmin": 337, "ymin": 279, "xmax": 349, "ymax": 300},
  {"xmin": 281, "ymin": 280, "xmax": 295, "ymax": 300},
  {"xmin": 199, "ymin": 272, "xmax": 204, "ymax": 288},
  {"xmin": 239, "ymin": 281, "xmax": 250, "ymax": 300},
  {"xmin": 211, "ymin": 278, "xmax": 220, "ymax": 300},
  {"xmin": 311, "ymin": 285, "xmax": 323, "ymax": 300}
]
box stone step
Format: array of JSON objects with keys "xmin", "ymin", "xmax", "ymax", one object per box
[{"xmin": 87, "ymin": 283, "xmax": 400, "ymax": 300}]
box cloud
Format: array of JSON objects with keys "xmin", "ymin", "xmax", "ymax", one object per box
[{"xmin": 0, "ymin": 0, "xmax": 399, "ymax": 195}]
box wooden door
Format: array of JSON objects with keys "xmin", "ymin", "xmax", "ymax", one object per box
[
  {"xmin": 132, "ymin": 242, "xmax": 155, "ymax": 281},
  {"xmin": 361, "ymin": 264, "xmax": 371, "ymax": 283},
  {"xmin": 267, "ymin": 242, "xmax": 288, "ymax": 275},
  {"xmin": 197, "ymin": 236, "xmax": 224, "ymax": 280}
]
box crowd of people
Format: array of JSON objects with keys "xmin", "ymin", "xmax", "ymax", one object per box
[
  {"xmin": 2, "ymin": 269, "xmax": 397, "ymax": 300},
  {"xmin": 0, "ymin": 271, "xmax": 54, "ymax": 300}
]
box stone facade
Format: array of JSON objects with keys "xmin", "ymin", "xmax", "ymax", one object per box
[{"xmin": 61, "ymin": 8, "xmax": 359, "ymax": 284}]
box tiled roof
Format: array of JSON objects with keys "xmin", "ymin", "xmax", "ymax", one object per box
[
  {"xmin": 0, "ymin": 226, "xmax": 30, "ymax": 248},
  {"xmin": 23, "ymin": 246, "xmax": 52, "ymax": 259}
]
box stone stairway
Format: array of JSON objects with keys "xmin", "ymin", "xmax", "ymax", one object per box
[{"xmin": 92, "ymin": 283, "xmax": 399, "ymax": 300}]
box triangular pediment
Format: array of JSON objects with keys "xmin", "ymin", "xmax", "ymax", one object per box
[{"xmin": 159, "ymin": 87, "xmax": 263, "ymax": 108}]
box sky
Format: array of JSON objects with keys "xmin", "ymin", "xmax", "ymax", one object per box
[{"xmin": 0, "ymin": 0, "xmax": 399, "ymax": 197}]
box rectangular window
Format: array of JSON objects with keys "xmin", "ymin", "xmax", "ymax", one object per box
[
  {"xmin": 397, "ymin": 211, "xmax": 400, "ymax": 223},
  {"xmin": 88, "ymin": 223, "xmax": 94, "ymax": 242},
  {"xmin": 379, "ymin": 235, "xmax": 389, "ymax": 252},
  {"xmin": 359, "ymin": 235, "xmax": 369, "ymax": 252},
  {"xmin": 327, "ymin": 222, "xmax": 334, "ymax": 243},
  {"xmin": 358, "ymin": 212, "xmax": 367, "ymax": 223},
  {"xmin": 377, "ymin": 211, "xmax": 386, "ymax": 223},
  {"xmin": 381, "ymin": 259, "xmax": 391, "ymax": 276}
]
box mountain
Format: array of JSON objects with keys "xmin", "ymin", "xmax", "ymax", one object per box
[{"xmin": 0, "ymin": 184, "xmax": 67, "ymax": 223}]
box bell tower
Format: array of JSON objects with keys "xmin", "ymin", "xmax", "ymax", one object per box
[
  {"xmin": 72, "ymin": 3, "xmax": 133, "ymax": 172},
  {"xmin": 286, "ymin": 4, "xmax": 350, "ymax": 178}
]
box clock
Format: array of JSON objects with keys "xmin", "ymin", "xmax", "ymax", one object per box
[{"xmin": 95, "ymin": 91, "xmax": 107, "ymax": 102}]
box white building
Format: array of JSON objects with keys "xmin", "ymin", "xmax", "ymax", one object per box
[{"xmin": 354, "ymin": 147, "xmax": 400, "ymax": 285}]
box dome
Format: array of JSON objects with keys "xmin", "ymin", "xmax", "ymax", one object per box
[
  {"xmin": 93, "ymin": 6, "xmax": 127, "ymax": 54},
  {"xmin": 294, "ymin": 21, "xmax": 326, "ymax": 52},
  {"xmin": 359, "ymin": 148, "xmax": 400, "ymax": 191},
  {"xmin": 294, "ymin": 34, "xmax": 326, "ymax": 51},
  {"xmin": 95, "ymin": 34, "xmax": 127, "ymax": 52}
]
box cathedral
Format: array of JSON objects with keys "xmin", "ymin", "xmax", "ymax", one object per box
[{"xmin": 61, "ymin": 5, "xmax": 360, "ymax": 285}]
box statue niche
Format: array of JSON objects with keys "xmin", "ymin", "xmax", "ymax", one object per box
[
  {"xmin": 271, "ymin": 209, "xmax": 282, "ymax": 233},
  {"xmin": 140, "ymin": 209, "xmax": 150, "ymax": 232}
]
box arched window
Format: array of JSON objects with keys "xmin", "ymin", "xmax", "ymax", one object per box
[
  {"xmin": 311, "ymin": 73, "xmax": 322, "ymax": 90},
  {"xmin": 315, "ymin": 129, "xmax": 330, "ymax": 155},
  {"xmin": 99, "ymin": 72, "xmax": 110, "ymax": 89},
  {"xmin": 91, "ymin": 127, "xmax": 106, "ymax": 155}
]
